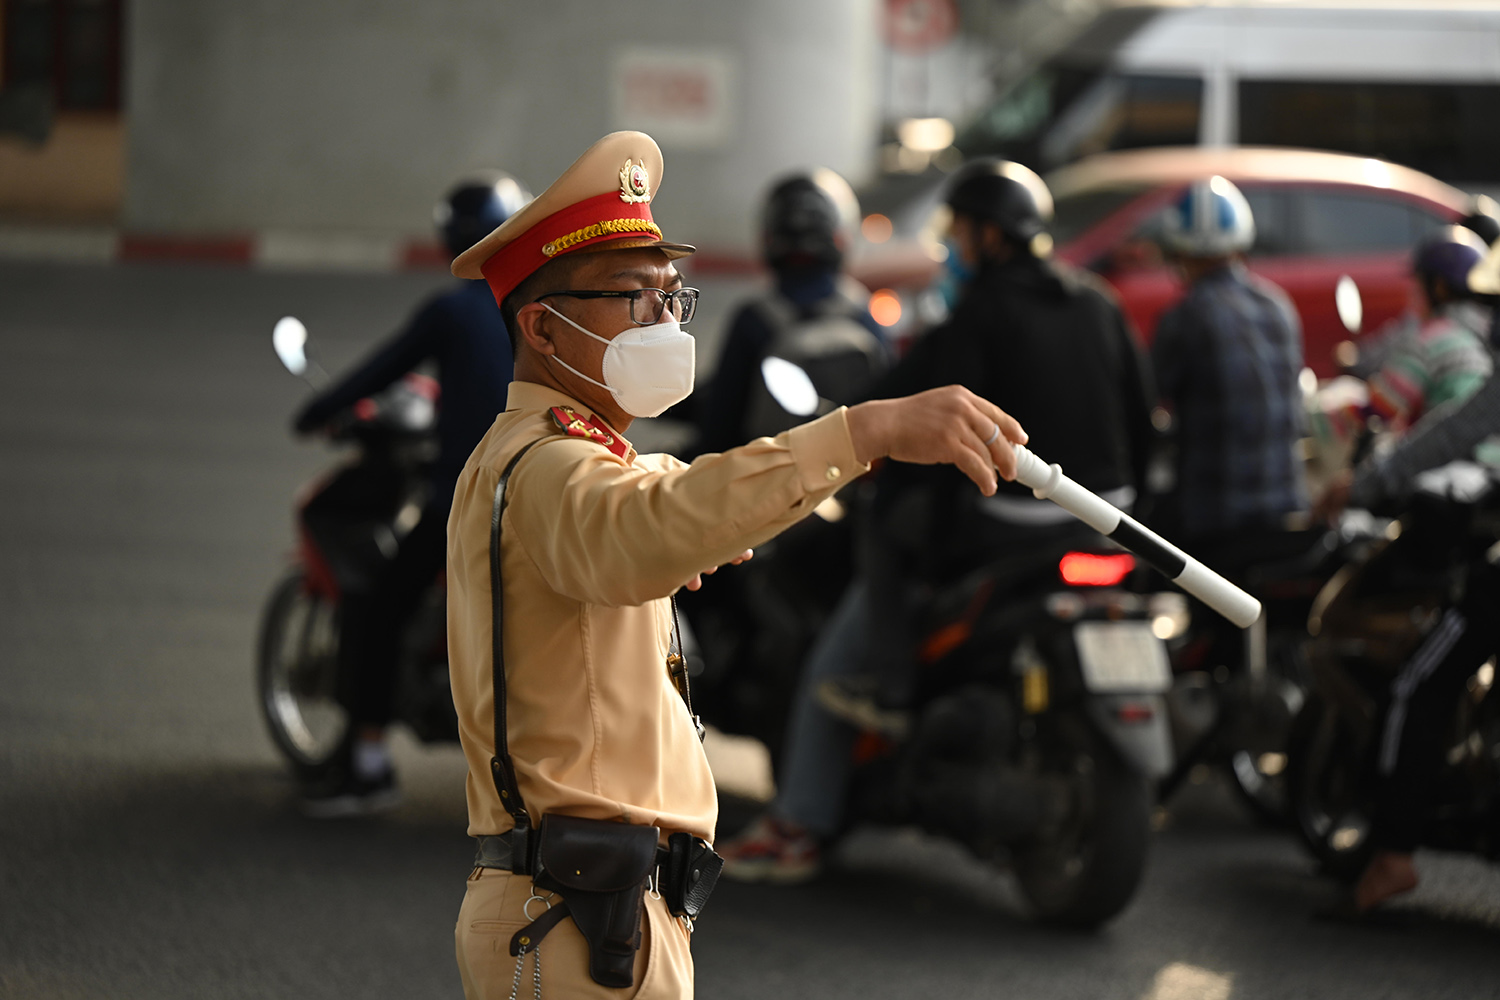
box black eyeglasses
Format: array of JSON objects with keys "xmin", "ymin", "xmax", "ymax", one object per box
[{"xmin": 535, "ymin": 287, "xmax": 700, "ymax": 326}]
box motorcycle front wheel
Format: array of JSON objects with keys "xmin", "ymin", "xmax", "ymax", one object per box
[
  {"xmin": 1013, "ymin": 718, "xmax": 1152, "ymax": 929},
  {"xmin": 257, "ymin": 569, "xmax": 349, "ymax": 774}
]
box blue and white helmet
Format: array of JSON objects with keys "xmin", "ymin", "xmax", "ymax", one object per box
[{"xmin": 1160, "ymin": 176, "xmax": 1256, "ymax": 257}]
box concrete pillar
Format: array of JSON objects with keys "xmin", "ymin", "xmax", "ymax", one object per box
[{"xmin": 124, "ymin": 0, "xmax": 879, "ymax": 258}]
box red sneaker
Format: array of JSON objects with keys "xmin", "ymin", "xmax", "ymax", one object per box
[{"xmin": 718, "ymin": 814, "xmax": 821, "ymax": 884}]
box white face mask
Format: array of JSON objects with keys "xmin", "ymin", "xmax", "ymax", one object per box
[{"xmin": 542, "ymin": 302, "xmax": 696, "ymax": 418}]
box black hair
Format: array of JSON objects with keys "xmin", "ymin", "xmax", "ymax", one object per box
[{"xmin": 500, "ymin": 255, "xmax": 583, "ymax": 353}]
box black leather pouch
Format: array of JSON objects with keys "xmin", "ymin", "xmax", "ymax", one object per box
[
  {"xmin": 529, "ymin": 814, "xmax": 659, "ymax": 989},
  {"xmin": 663, "ymin": 831, "xmax": 724, "ymax": 920}
]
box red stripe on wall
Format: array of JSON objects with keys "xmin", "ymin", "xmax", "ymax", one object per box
[
  {"xmin": 119, "ymin": 234, "xmax": 255, "ymax": 263},
  {"xmin": 400, "ymin": 240, "xmax": 451, "ymax": 270},
  {"xmin": 680, "ymin": 250, "xmax": 761, "ymax": 276}
]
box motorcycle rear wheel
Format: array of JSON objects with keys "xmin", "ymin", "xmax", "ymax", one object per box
[
  {"xmin": 1013, "ymin": 720, "xmax": 1152, "ymax": 929},
  {"xmin": 257, "ymin": 569, "xmax": 349, "ymax": 774},
  {"xmin": 1285, "ymin": 693, "xmax": 1375, "ymax": 882}
]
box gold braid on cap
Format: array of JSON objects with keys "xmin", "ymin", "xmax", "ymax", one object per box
[{"xmin": 542, "ymin": 219, "xmax": 664, "ymax": 257}]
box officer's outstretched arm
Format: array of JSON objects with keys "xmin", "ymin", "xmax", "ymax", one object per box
[
  {"xmin": 504, "ymin": 409, "xmax": 870, "ymax": 608},
  {"xmin": 502, "ymin": 386, "xmax": 1025, "ymax": 609}
]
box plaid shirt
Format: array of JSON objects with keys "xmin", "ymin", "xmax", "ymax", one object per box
[
  {"xmin": 1154, "ymin": 263, "xmax": 1308, "ymax": 537},
  {"xmin": 1352, "ymin": 366, "xmax": 1500, "ymax": 508}
]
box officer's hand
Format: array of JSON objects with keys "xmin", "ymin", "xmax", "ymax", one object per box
[
  {"xmin": 847, "ymin": 386, "xmax": 1028, "ymax": 496},
  {"xmin": 684, "ymin": 549, "xmax": 753, "ymax": 592}
]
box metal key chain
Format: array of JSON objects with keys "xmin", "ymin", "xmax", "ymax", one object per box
[
  {"xmin": 508, "ymin": 894, "xmax": 552, "ymax": 1000},
  {"xmin": 507, "ymin": 939, "xmax": 543, "ymax": 1000}
]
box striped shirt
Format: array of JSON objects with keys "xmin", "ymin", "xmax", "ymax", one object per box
[
  {"xmin": 1365, "ymin": 301, "xmax": 1492, "ymax": 432},
  {"xmin": 1352, "ymin": 366, "xmax": 1500, "ymax": 508},
  {"xmin": 1153, "ymin": 263, "xmax": 1308, "ymax": 537}
]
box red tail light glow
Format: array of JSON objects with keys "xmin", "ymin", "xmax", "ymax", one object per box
[
  {"xmin": 1059, "ymin": 552, "xmax": 1135, "ymax": 587},
  {"xmin": 1115, "ymin": 701, "xmax": 1155, "ymax": 723}
]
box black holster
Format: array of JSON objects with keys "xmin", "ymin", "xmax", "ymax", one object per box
[{"xmin": 516, "ymin": 814, "xmax": 659, "ymax": 989}]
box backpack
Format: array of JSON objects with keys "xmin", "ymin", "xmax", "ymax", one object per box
[{"xmin": 740, "ymin": 282, "xmax": 889, "ymax": 441}]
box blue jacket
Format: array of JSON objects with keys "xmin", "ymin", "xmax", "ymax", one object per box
[{"xmin": 295, "ymin": 279, "xmax": 512, "ymax": 511}]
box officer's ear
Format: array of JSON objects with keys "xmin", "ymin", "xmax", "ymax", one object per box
[{"xmin": 514, "ymin": 302, "xmax": 558, "ymax": 357}]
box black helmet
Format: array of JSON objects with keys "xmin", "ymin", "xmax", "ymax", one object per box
[
  {"xmin": 761, "ymin": 168, "xmax": 859, "ymax": 270},
  {"xmin": 435, "ymin": 173, "xmax": 531, "ymax": 258},
  {"xmin": 945, "ymin": 158, "xmax": 1054, "ymax": 255}
]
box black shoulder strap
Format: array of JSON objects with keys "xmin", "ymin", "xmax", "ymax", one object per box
[
  {"xmin": 486, "ymin": 433, "xmax": 705, "ymax": 872},
  {"xmin": 489, "ymin": 440, "xmax": 540, "ymax": 871}
]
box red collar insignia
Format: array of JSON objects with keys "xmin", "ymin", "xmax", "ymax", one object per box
[{"xmin": 549, "ymin": 405, "xmax": 629, "ymax": 458}]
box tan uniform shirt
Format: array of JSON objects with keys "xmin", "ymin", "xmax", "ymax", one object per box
[{"xmin": 448, "ymin": 380, "xmax": 867, "ymax": 842}]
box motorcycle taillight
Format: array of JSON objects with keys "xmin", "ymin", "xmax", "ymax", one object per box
[{"xmin": 1059, "ymin": 552, "xmax": 1135, "ymax": 587}]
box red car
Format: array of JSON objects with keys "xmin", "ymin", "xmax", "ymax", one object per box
[{"xmin": 1046, "ymin": 147, "xmax": 1471, "ymax": 377}]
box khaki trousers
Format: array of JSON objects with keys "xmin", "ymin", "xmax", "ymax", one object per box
[{"xmin": 456, "ymin": 867, "xmax": 694, "ymax": 1000}]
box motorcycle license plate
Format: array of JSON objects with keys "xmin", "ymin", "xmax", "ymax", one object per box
[{"xmin": 1073, "ymin": 622, "xmax": 1171, "ymax": 693}]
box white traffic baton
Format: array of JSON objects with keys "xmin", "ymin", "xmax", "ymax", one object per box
[{"xmin": 1011, "ymin": 445, "xmax": 1262, "ymax": 628}]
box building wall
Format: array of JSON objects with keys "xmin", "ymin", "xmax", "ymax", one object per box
[
  {"xmin": 124, "ymin": 0, "xmax": 880, "ymax": 256},
  {"xmin": 0, "ymin": 113, "xmax": 124, "ymax": 223}
]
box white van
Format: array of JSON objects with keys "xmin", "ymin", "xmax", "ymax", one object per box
[{"xmin": 960, "ymin": 1, "xmax": 1500, "ymax": 189}]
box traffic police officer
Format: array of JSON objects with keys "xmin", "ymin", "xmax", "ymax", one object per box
[{"xmin": 445, "ymin": 131, "xmax": 1028, "ymax": 999}]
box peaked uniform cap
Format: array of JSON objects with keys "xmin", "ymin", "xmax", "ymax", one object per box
[{"xmin": 452, "ymin": 131, "xmax": 695, "ymax": 306}]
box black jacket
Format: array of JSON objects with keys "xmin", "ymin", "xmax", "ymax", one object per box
[
  {"xmin": 294, "ymin": 279, "xmax": 513, "ymax": 512},
  {"xmin": 870, "ymin": 256, "xmax": 1155, "ymax": 579}
]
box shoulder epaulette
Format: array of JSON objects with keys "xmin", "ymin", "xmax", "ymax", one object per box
[{"xmin": 549, "ymin": 405, "xmax": 628, "ymax": 458}]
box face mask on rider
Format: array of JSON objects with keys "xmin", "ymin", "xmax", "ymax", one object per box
[
  {"xmin": 541, "ymin": 301, "xmax": 696, "ymax": 418},
  {"xmin": 936, "ymin": 238, "xmax": 976, "ymax": 311}
]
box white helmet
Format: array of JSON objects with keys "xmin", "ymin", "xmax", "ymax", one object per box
[{"xmin": 1159, "ymin": 176, "xmax": 1256, "ymax": 258}]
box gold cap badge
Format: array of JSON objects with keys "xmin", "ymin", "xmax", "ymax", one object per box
[{"xmin": 619, "ymin": 159, "xmax": 651, "ymax": 204}]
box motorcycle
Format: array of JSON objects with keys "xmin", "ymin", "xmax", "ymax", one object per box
[
  {"xmin": 1156, "ymin": 523, "xmax": 1352, "ymax": 824},
  {"xmin": 690, "ymin": 359, "xmax": 1181, "ymax": 927},
  {"xmin": 257, "ymin": 317, "xmax": 453, "ymax": 775},
  {"xmin": 1285, "ymin": 466, "xmax": 1500, "ymax": 880}
]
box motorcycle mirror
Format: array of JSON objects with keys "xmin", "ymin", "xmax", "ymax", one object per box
[
  {"xmin": 1335, "ymin": 275, "xmax": 1363, "ymax": 335},
  {"xmin": 761, "ymin": 356, "xmax": 820, "ymax": 418},
  {"xmin": 273, "ymin": 316, "xmax": 310, "ymax": 376}
]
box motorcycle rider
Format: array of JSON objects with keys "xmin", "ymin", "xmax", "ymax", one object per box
[
  {"xmin": 690, "ymin": 168, "xmax": 888, "ymax": 456},
  {"xmin": 1152, "ymin": 175, "xmax": 1307, "ymax": 566},
  {"xmin": 293, "ymin": 173, "xmax": 529, "ymax": 816},
  {"xmin": 1326, "ymin": 226, "xmax": 1493, "ymax": 446},
  {"xmin": 717, "ymin": 159, "xmax": 1155, "ymax": 881},
  {"xmin": 1316, "ymin": 240, "xmax": 1500, "ymax": 912},
  {"xmin": 1342, "ymin": 203, "xmax": 1500, "ymax": 379}
]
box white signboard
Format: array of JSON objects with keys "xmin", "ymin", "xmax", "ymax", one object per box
[{"xmin": 612, "ymin": 48, "xmax": 734, "ymax": 150}]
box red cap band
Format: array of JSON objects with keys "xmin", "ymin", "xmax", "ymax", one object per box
[{"xmin": 480, "ymin": 192, "xmax": 659, "ymax": 307}]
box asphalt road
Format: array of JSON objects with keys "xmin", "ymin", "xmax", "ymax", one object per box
[{"xmin": 3, "ymin": 260, "xmax": 1500, "ymax": 1000}]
